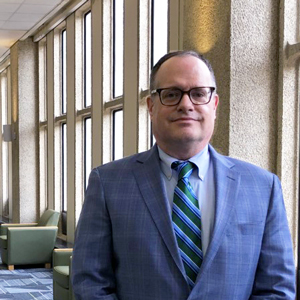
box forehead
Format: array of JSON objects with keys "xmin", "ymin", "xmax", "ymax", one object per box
[{"xmin": 154, "ymin": 55, "xmax": 213, "ymax": 88}]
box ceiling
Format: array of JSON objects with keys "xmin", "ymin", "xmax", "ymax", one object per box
[{"xmin": 0, "ymin": 0, "xmax": 66, "ymax": 62}]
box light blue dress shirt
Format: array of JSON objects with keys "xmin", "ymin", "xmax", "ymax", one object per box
[{"xmin": 158, "ymin": 145, "xmax": 215, "ymax": 257}]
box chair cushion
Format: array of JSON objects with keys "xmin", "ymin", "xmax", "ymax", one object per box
[
  {"xmin": 0, "ymin": 235, "xmax": 7, "ymax": 249},
  {"xmin": 53, "ymin": 266, "xmax": 70, "ymax": 289}
]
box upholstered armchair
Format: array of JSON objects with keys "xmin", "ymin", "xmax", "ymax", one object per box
[
  {"xmin": 0, "ymin": 209, "xmax": 60, "ymax": 270},
  {"xmin": 53, "ymin": 248, "xmax": 74, "ymax": 300}
]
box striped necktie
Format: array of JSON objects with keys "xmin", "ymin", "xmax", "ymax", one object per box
[{"xmin": 172, "ymin": 161, "xmax": 203, "ymax": 288}]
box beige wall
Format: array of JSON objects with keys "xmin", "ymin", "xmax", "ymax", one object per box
[{"xmin": 182, "ymin": 0, "xmax": 298, "ymax": 260}]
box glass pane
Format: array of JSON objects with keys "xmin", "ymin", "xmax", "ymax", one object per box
[
  {"xmin": 151, "ymin": 0, "xmax": 168, "ymax": 67},
  {"xmin": 113, "ymin": 0, "xmax": 124, "ymax": 98},
  {"xmin": 39, "ymin": 127, "xmax": 47, "ymax": 211},
  {"xmin": 84, "ymin": 11, "xmax": 92, "ymax": 107},
  {"xmin": 38, "ymin": 39, "xmax": 47, "ymax": 121},
  {"xmin": 84, "ymin": 117, "xmax": 92, "ymax": 189},
  {"xmin": 1, "ymin": 74, "xmax": 7, "ymax": 124},
  {"xmin": 62, "ymin": 123, "xmax": 67, "ymax": 211},
  {"xmin": 1, "ymin": 74, "xmax": 9, "ymax": 218},
  {"xmin": 113, "ymin": 109, "xmax": 123, "ymax": 160},
  {"xmin": 62, "ymin": 29, "xmax": 67, "ymax": 114}
]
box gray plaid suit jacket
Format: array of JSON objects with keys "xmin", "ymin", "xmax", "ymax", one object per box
[{"xmin": 72, "ymin": 145, "xmax": 295, "ymax": 299}]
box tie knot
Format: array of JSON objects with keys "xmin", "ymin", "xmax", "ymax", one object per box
[{"xmin": 172, "ymin": 161, "xmax": 195, "ymax": 180}]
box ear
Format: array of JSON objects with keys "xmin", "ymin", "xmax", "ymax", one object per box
[
  {"xmin": 147, "ymin": 95, "xmax": 154, "ymax": 119},
  {"xmin": 213, "ymin": 94, "xmax": 219, "ymax": 118}
]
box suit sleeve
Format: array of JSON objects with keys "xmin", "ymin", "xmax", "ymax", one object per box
[
  {"xmin": 71, "ymin": 168, "xmax": 119, "ymax": 300},
  {"xmin": 250, "ymin": 175, "xmax": 296, "ymax": 299}
]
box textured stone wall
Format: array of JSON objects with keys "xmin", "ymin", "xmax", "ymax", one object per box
[
  {"xmin": 182, "ymin": 0, "xmax": 298, "ymax": 257},
  {"xmin": 10, "ymin": 39, "xmax": 38, "ymax": 223}
]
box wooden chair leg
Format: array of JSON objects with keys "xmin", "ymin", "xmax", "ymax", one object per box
[
  {"xmin": 8, "ymin": 265, "xmax": 14, "ymax": 271},
  {"xmin": 45, "ymin": 263, "xmax": 51, "ymax": 269}
]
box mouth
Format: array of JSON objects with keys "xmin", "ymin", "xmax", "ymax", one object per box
[{"xmin": 171, "ymin": 117, "xmax": 198, "ymax": 122}]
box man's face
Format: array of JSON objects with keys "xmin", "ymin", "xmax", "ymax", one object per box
[{"xmin": 147, "ymin": 55, "xmax": 219, "ymax": 158}]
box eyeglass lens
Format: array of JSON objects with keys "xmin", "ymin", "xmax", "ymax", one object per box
[{"xmin": 160, "ymin": 87, "xmax": 211, "ymax": 105}]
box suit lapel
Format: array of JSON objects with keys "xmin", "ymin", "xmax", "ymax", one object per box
[
  {"xmin": 196, "ymin": 146, "xmax": 241, "ymax": 281},
  {"xmin": 132, "ymin": 146, "xmax": 186, "ymax": 277},
  {"xmin": 132, "ymin": 145, "xmax": 241, "ymax": 285}
]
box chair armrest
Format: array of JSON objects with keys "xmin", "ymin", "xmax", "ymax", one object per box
[
  {"xmin": 0, "ymin": 223, "xmax": 38, "ymax": 235},
  {"xmin": 7, "ymin": 226, "xmax": 58, "ymax": 265},
  {"xmin": 69, "ymin": 255, "xmax": 74, "ymax": 299},
  {"xmin": 53, "ymin": 248, "xmax": 73, "ymax": 267}
]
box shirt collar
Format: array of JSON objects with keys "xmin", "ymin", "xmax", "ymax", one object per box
[{"xmin": 158, "ymin": 145, "xmax": 210, "ymax": 181}]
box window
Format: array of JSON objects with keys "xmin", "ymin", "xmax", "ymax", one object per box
[
  {"xmin": 61, "ymin": 29, "xmax": 67, "ymax": 114},
  {"xmin": 107, "ymin": 0, "xmax": 125, "ymax": 161},
  {"xmin": 58, "ymin": 27, "xmax": 68, "ymax": 214},
  {"xmin": 61, "ymin": 123, "xmax": 67, "ymax": 211},
  {"xmin": 81, "ymin": 10, "xmax": 92, "ymax": 191},
  {"xmin": 84, "ymin": 117, "xmax": 92, "ymax": 189},
  {"xmin": 38, "ymin": 39, "xmax": 47, "ymax": 212},
  {"xmin": 84, "ymin": 11, "xmax": 92, "ymax": 107},
  {"xmin": 1, "ymin": 72, "xmax": 9, "ymax": 218},
  {"xmin": 113, "ymin": 109, "xmax": 123, "ymax": 160},
  {"xmin": 149, "ymin": 0, "xmax": 168, "ymax": 145},
  {"xmin": 39, "ymin": 126, "xmax": 47, "ymax": 211},
  {"xmin": 151, "ymin": 0, "xmax": 168, "ymax": 67},
  {"xmin": 35, "ymin": 0, "xmax": 172, "ymax": 242},
  {"xmin": 113, "ymin": 0, "xmax": 124, "ymax": 98}
]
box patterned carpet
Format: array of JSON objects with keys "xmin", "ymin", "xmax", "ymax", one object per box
[{"xmin": 0, "ymin": 265, "xmax": 53, "ymax": 300}]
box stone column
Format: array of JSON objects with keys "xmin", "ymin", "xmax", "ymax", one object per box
[
  {"xmin": 181, "ymin": 0, "xmax": 297, "ymax": 255},
  {"xmin": 10, "ymin": 38, "xmax": 38, "ymax": 223},
  {"xmin": 183, "ymin": 0, "xmax": 231, "ymax": 156}
]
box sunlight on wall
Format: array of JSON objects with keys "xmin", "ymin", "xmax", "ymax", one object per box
[{"xmin": 184, "ymin": 0, "xmax": 223, "ymax": 53}]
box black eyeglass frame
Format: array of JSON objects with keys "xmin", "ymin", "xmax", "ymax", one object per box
[{"xmin": 150, "ymin": 86, "xmax": 216, "ymax": 106}]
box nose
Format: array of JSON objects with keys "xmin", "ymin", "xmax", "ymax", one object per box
[{"xmin": 177, "ymin": 92, "xmax": 194, "ymax": 112}]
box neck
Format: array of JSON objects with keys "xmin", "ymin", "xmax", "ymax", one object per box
[{"xmin": 157, "ymin": 142, "xmax": 208, "ymax": 160}]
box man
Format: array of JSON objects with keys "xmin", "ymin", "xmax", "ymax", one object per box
[{"xmin": 72, "ymin": 50, "xmax": 295, "ymax": 299}]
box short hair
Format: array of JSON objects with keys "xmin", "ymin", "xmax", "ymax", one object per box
[{"xmin": 150, "ymin": 50, "xmax": 216, "ymax": 91}]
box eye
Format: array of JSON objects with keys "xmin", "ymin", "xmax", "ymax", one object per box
[
  {"xmin": 162, "ymin": 89, "xmax": 181, "ymax": 99},
  {"xmin": 191, "ymin": 88, "xmax": 207, "ymax": 98}
]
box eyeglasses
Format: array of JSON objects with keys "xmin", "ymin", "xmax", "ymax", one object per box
[{"xmin": 150, "ymin": 87, "xmax": 216, "ymax": 106}]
